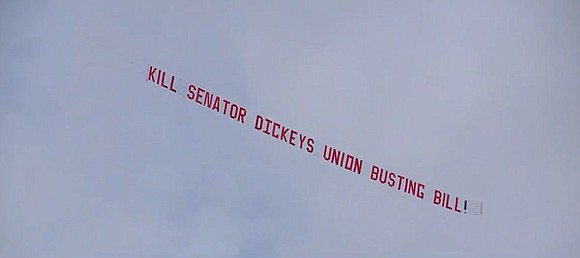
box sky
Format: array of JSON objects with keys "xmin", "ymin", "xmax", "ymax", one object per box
[{"xmin": 1, "ymin": 1, "xmax": 579, "ymax": 257}]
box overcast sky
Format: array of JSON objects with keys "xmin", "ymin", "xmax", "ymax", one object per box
[{"xmin": 1, "ymin": 1, "xmax": 579, "ymax": 257}]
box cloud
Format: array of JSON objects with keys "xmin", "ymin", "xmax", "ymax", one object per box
[{"xmin": 1, "ymin": 1, "xmax": 579, "ymax": 258}]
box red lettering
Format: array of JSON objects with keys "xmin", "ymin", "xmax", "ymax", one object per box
[
  {"xmin": 222, "ymin": 99, "xmax": 230, "ymax": 115},
  {"xmin": 156, "ymin": 69, "xmax": 161, "ymax": 85},
  {"xmin": 344, "ymin": 155, "xmax": 354, "ymax": 171},
  {"xmin": 195, "ymin": 87, "xmax": 204, "ymax": 104},
  {"xmin": 454, "ymin": 197, "xmax": 461, "ymax": 212},
  {"xmin": 229, "ymin": 104, "xmax": 238, "ymax": 119},
  {"xmin": 353, "ymin": 158, "xmax": 362, "ymax": 174},
  {"xmin": 148, "ymin": 66, "xmax": 157, "ymax": 82},
  {"xmin": 203, "ymin": 91, "xmax": 213, "ymax": 108},
  {"xmin": 445, "ymin": 193, "xmax": 453, "ymax": 210},
  {"xmin": 212, "ymin": 96, "xmax": 220, "ymax": 112},
  {"xmin": 323, "ymin": 145, "xmax": 331, "ymax": 160},
  {"xmin": 306, "ymin": 138, "xmax": 314, "ymax": 153},
  {"xmin": 397, "ymin": 175, "xmax": 405, "ymax": 190},
  {"xmin": 161, "ymin": 71, "xmax": 168, "ymax": 88},
  {"xmin": 331, "ymin": 148, "xmax": 341, "ymax": 166},
  {"xmin": 299, "ymin": 134, "xmax": 307, "ymax": 149},
  {"xmin": 405, "ymin": 179, "xmax": 416, "ymax": 196},
  {"xmin": 169, "ymin": 75, "xmax": 176, "ymax": 93},
  {"xmin": 238, "ymin": 107, "xmax": 246, "ymax": 124},
  {"xmin": 387, "ymin": 172, "xmax": 395, "ymax": 187},
  {"xmin": 254, "ymin": 115, "xmax": 263, "ymax": 130},
  {"xmin": 378, "ymin": 168, "xmax": 387, "ymax": 184},
  {"xmin": 187, "ymin": 84, "xmax": 196, "ymax": 100},
  {"xmin": 263, "ymin": 118, "xmax": 272, "ymax": 135},
  {"xmin": 433, "ymin": 189, "xmax": 442, "ymax": 205},
  {"xmin": 289, "ymin": 130, "xmax": 297, "ymax": 146},
  {"xmin": 280, "ymin": 126, "xmax": 289, "ymax": 142},
  {"xmin": 417, "ymin": 183, "xmax": 425, "ymax": 199},
  {"xmin": 370, "ymin": 165, "xmax": 379, "ymax": 180},
  {"xmin": 272, "ymin": 122, "xmax": 281, "ymax": 139}
]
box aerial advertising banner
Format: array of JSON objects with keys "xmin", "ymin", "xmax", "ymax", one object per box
[{"xmin": 147, "ymin": 65, "xmax": 483, "ymax": 215}]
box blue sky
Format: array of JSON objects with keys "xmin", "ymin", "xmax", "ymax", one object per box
[{"xmin": 1, "ymin": 1, "xmax": 579, "ymax": 257}]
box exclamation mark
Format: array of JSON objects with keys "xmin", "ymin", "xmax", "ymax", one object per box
[{"xmin": 464, "ymin": 200, "xmax": 467, "ymax": 214}]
